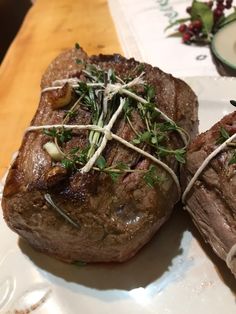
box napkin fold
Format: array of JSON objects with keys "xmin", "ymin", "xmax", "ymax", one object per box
[{"xmin": 108, "ymin": 0, "xmax": 219, "ymax": 77}]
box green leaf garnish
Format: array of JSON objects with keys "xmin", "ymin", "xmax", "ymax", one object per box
[
  {"xmin": 95, "ymin": 155, "xmax": 107, "ymax": 170},
  {"xmin": 229, "ymin": 150, "xmax": 236, "ymax": 165},
  {"xmin": 109, "ymin": 171, "xmax": 121, "ymax": 182},
  {"xmin": 61, "ymin": 158, "xmax": 75, "ymax": 170},
  {"xmin": 132, "ymin": 138, "xmax": 141, "ymax": 145},
  {"xmin": 143, "ymin": 165, "xmax": 163, "ymax": 188},
  {"xmin": 216, "ymin": 127, "xmax": 230, "ymax": 144},
  {"xmin": 43, "ymin": 127, "xmax": 72, "ymax": 143},
  {"xmin": 43, "ymin": 127, "xmax": 57, "ymax": 137},
  {"xmin": 42, "ymin": 62, "xmax": 188, "ymax": 189},
  {"xmin": 145, "ymin": 85, "xmax": 155, "ymax": 102},
  {"xmin": 123, "ymin": 99, "xmax": 133, "ymax": 119},
  {"xmin": 174, "ymin": 148, "xmax": 186, "ymax": 164},
  {"xmin": 58, "ymin": 128, "xmax": 73, "ymax": 143},
  {"xmin": 116, "ymin": 162, "xmax": 130, "ymax": 171},
  {"xmin": 70, "ymin": 147, "xmax": 80, "ymax": 154}
]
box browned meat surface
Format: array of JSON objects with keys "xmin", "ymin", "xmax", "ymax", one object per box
[
  {"xmin": 2, "ymin": 47, "xmax": 198, "ymax": 263},
  {"xmin": 181, "ymin": 111, "xmax": 236, "ymax": 275}
]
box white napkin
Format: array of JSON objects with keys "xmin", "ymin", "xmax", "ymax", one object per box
[{"xmin": 108, "ymin": 0, "xmax": 219, "ymax": 77}]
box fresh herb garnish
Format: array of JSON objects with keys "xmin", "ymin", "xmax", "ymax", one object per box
[
  {"xmin": 215, "ymin": 124, "xmax": 236, "ymax": 166},
  {"xmin": 144, "ymin": 165, "xmax": 163, "ymax": 188},
  {"xmin": 44, "ymin": 127, "xmax": 57, "ymax": 138},
  {"xmin": 95, "ymin": 155, "xmax": 107, "ymax": 170},
  {"xmin": 216, "ymin": 126, "xmax": 230, "ymax": 144},
  {"xmin": 42, "ymin": 61, "xmax": 187, "ymax": 188},
  {"xmin": 58, "ymin": 129, "xmax": 73, "ymax": 143},
  {"xmin": 229, "ymin": 150, "xmax": 236, "ymax": 165},
  {"xmin": 109, "ymin": 171, "xmax": 121, "ymax": 182},
  {"xmin": 61, "ymin": 158, "xmax": 76, "ymax": 170},
  {"xmin": 145, "ymin": 85, "xmax": 155, "ymax": 102},
  {"xmin": 174, "ymin": 148, "xmax": 186, "ymax": 164},
  {"xmin": 44, "ymin": 127, "xmax": 72, "ymax": 143}
]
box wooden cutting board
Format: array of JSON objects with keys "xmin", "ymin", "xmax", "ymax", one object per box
[{"xmin": 0, "ymin": 0, "xmax": 122, "ymax": 177}]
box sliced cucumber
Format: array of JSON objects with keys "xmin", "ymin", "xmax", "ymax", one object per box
[{"xmin": 211, "ymin": 20, "xmax": 236, "ymax": 75}]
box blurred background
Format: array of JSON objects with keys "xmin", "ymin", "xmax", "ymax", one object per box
[{"xmin": 0, "ymin": 0, "xmax": 33, "ymax": 62}]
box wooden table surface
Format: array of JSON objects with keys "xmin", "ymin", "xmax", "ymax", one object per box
[{"xmin": 0, "ymin": 0, "xmax": 121, "ymax": 177}]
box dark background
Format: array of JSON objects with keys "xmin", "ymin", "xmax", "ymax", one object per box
[{"xmin": 0, "ymin": 0, "xmax": 32, "ymax": 62}]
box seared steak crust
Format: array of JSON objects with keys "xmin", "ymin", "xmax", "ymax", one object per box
[
  {"xmin": 182, "ymin": 111, "xmax": 236, "ymax": 275},
  {"xmin": 2, "ymin": 48, "xmax": 198, "ymax": 263}
]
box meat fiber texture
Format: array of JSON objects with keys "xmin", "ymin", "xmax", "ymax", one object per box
[
  {"xmin": 182, "ymin": 111, "xmax": 236, "ymax": 276},
  {"xmin": 2, "ymin": 47, "xmax": 198, "ymax": 263}
]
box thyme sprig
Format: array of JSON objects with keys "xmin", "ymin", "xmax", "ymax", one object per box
[
  {"xmin": 39, "ymin": 61, "xmax": 189, "ymax": 188},
  {"xmin": 216, "ymin": 126, "xmax": 236, "ymax": 165}
]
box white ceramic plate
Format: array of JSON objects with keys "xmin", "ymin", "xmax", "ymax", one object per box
[{"xmin": 0, "ymin": 77, "xmax": 236, "ymax": 314}]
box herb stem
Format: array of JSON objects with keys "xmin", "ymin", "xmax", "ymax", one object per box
[
  {"xmin": 227, "ymin": 142, "xmax": 236, "ymax": 148},
  {"xmin": 120, "ymin": 88, "xmax": 188, "ymax": 145},
  {"xmin": 126, "ymin": 116, "xmax": 139, "ymax": 136},
  {"xmin": 54, "ymin": 137, "xmax": 66, "ymax": 157},
  {"xmin": 63, "ymin": 94, "xmax": 84, "ymax": 124},
  {"xmin": 81, "ymin": 98, "xmax": 126, "ymax": 173},
  {"xmin": 88, "ymin": 113, "xmax": 104, "ymax": 158}
]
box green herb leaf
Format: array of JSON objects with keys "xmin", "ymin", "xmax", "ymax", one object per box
[
  {"xmin": 76, "ymin": 59, "xmax": 83, "ymax": 64},
  {"xmin": 133, "ymin": 138, "xmax": 141, "ymax": 145},
  {"xmin": 70, "ymin": 147, "xmax": 80, "ymax": 154},
  {"xmin": 140, "ymin": 131, "xmax": 152, "ymax": 142},
  {"xmin": 116, "ymin": 162, "xmax": 130, "ymax": 171},
  {"xmin": 109, "ymin": 171, "xmax": 121, "ymax": 182},
  {"xmin": 61, "ymin": 158, "xmax": 75, "ymax": 170},
  {"xmin": 43, "ymin": 127, "xmax": 57, "ymax": 138},
  {"xmin": 58, "ymin": 128, "xmax": 73, "ymax": 143},
  {"xmin": 159, "ymin": 121, "xmax": 178, "ymax": 132},
  {"xmin": 43, "ymin": 127, "xmax": 72, "ymax": 143},
  {"xmin": 66, "ymin": 110, "xmax": 77, "ymax": 118},
  {"xmin": 174, "ymin": 148, "xmax": 186, "ymax": 164},
  {"xmin": 107, "ymin": 68, "xmax": 116, "ymax": 83},
  {"xmin": 143, "ymin": 165, "xmax": 162, "ymax": 188},
  {"xmin": 216, "ymin": 127, "xmax": 230, "ymax": 144},
  {"xmin": 229, "ymin": 150, "xmax": 236, "ymax": 165},
  {"xmin": 95, "ymin": 155, "xmax": 107, "ymax": 170},
  {"xmin": 76, "ymin": 146, "xmax": 89, "ymax": 164},
  {"xmin": 123, "ymin": 99, "xmax": 132, "ymax": 119},
  {"xmin": 145, "ymin": 85, "xmax": 155, "ymax": 102},
  {"xmin": 151, "ymin": 136, "xmax": 158, "ymax": 144}
]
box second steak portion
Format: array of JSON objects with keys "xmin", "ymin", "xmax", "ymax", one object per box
[
  {"xmin": 182, "ymin": 111, "xmax": 236, "ymax": 276},
  {"xmin": 2, "ymin": 47, "xmax": 198, "ymax": 263}
]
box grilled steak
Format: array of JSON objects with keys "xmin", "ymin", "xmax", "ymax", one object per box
[
  {"xmin": 181, "ymin": 111, "xmax": 236, "ymax": 275},
  {"xmin": 2, "ymin": 47, "xmax": 198, "ymax": 263}
]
